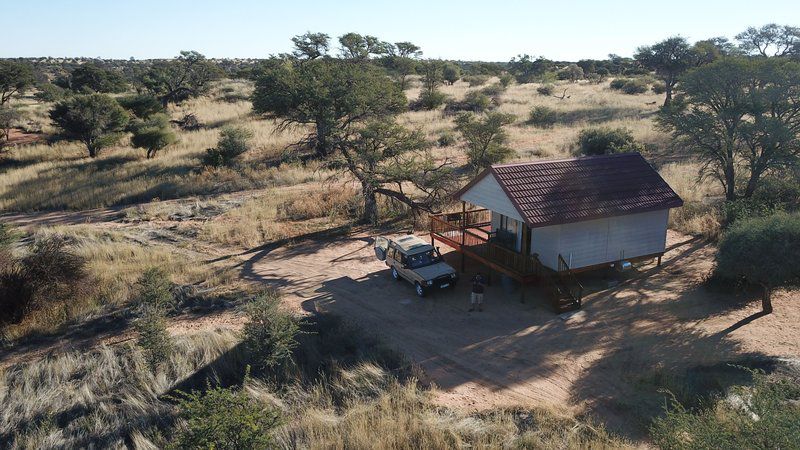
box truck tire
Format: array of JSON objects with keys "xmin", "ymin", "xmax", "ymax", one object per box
[
  {"xmin": 391, "ymin": 266, "xmax": 401, "ymax": 281},
  {"xmin": 415, "ymin": 281, "xmax": 427, "ymax": 297}
]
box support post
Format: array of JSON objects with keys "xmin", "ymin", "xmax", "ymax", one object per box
[
  {"xmin": 657, "ymin": 255, "xmax": 662, "ymax": 267},
  {"xmin": 460, "ymin": 201, "xmax": 466, "ymax": 273}
]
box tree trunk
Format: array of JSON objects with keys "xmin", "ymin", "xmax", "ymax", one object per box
[
  {"xmin": 724, "ymin": 160, "xmax": 736, "ymax": 201},
  {"xmin": 663, "ymin": 83, "xmax": 672, "ymax": 107},
  {"xmin": 743, "ymin": 169, "xmax": 761, "ymax": 198},
  {"xmin": 761, "ymin": 284, "xmax": 773, "ymax": 314},
  {"xmin": 314, "ymin": 119, "xmax": 331, "ymax": 158},
  {"xmin": 361, "ymin": 182, "xmax": 379, "ymax": 226},
  {"xmin": 87, "ymin": 142, "xmax": 98, "ymax": 158}
]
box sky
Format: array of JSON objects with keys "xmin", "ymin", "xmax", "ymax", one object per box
[{"xmin": 2, "ymin": 0, "xmax": 799, "ymax": 61}]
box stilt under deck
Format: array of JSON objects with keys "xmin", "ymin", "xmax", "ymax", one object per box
[{"xmin": 430, "ymin": 208, "xmax": 583, "ymax": 313}]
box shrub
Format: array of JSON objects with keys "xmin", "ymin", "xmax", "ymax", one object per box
[
  {"xmin": 173, "ymin": 379, "xmax": 281, "ymax": 449},
  {"xmin": 444, "ymin": 90, "xmax": 491, "ymax": 114},
  {"xmin": 480, "ymin": 83, "xmax": 505, "ymax": 97},
  {"xmin": 135, "ymin": 305, "xmax": 173, "ymax": 369},
  {"xmin": 0, "ymin": 236, "xmax": 92, "ymax": 326},
  {"xmin": 463, "ymin": 75, "xmax": 490, "ymax": 87},
  {"xmin": 412, "ymin": 89, "xmax": 447, "ymax": 111},
  {"xmin": 536, "ymin": 84, "xmax": 554, "ymax": 96},
  {"xmin": 117, "ymin": 94, "xmax": 165, "ymax": 119},
  {"xmin": 437, "ymin": 132, "xmax": 456, "ymax": 147},
  {"xmin": 714, "ymin": 212, "xmax": 800, "ymax": 313},
  {"xmin": 130, "ymin": 113, "xmax": 178, "ymax": 159},
  {"xmin": 723, "ymin": 176, "xmax": 800, "ymax": 224},
  {"xmin": 528, "ymin": 106, "xmax": 558, "ymax": 128},
  {"xmin": 577, "ymin": 127, "xmax": 638, "ymax": 156},
  {"xmin": 242, "ymin": 291, "xmax": 301, "ymax": 372},
  {"xmin": 455, "ymin": 112, "xmax": 516, "ymax": 173},
  {"xmin": 135, "ymin": 267, "xmax": 176, "ymax": 312},
  {"xmin": 621, "ymin": 78, "xmax": 648, "ymax": 95},
  {"xmin": 498, "ymin": 73, "xmax": 513, "ymax": 88},
  {"xmin": 203, "ymin": 126, "xmax": 254, "ymax": 168},
  {"xmin": 651, "ymin": 81, "xmax": 666, "ymax": 94},
  {"xmin": 651, "ymin": 371, "xmax": 800, "ymax": 449},
  {"xmin": 609, "ymin": 78, "xmax": 627, "ymax": 90},
  {"xmin": 33, "ymin": 83, "xmax": 68, "ymax": 103},
  {"xmin": 442, "ymin": 63, "xmax": 460, "ymax": 85}
]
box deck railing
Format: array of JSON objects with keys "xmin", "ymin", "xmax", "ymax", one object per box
[
  {"xmin": 556, "ymin": 254, "xmax": 583, "ymax": 308},
  {"xmin": 430, "ymin": 212, "xmax": 541, "ymax": 279}
]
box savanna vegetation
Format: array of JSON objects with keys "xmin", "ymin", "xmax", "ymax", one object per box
[{"xmin": 2, "ymin": 22, "xmax": 800, "ymax": 449}]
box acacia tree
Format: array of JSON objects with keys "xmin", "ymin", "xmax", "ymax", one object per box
[
  {"xmin": 0, "ymin": 106, "xmax": 22, "ymax": 147},
  {"xmin": 455, "ymin": 112, "xmax": 516, "ymax": 173},
  {"xmin": 736, "ymin": 23, "xmax": 800, "ymax": 57},
  {"xmin": 139, "ymin": 51, "xmax": 222, "ymax": 106},
  {"xmin": 251, "ymin": 59, "xmax": 406, "ymax": 158},
  {"xmin": 328, "ymin": 118, "xmax": 454, "ymax": 224},
  {"xmin": 658, "ymin": 57, "xmax": 800, "ymax": 201},
  {"xmin": 291, "ymin": 32, "xmax": 330, "ymax": 59},
  {"xmin": 715, "ymin": 212, "xmax": 800, "ymax": 313},
  {"xmin": 50, "ymin": 94, "xmax": 129, "ymax": 158},
  {"xmin": 442, "ymin": 63, "xmax": 460, "ymax": 85},
  {"xmin": 508, "ymin": 55, "xmax": 553, "ymax": 84},
  {"xmin": 386, "ymin": 41, "xmax": 422, "ymax": 90},
  {"xmin": 0, "ymin": 60, "xmax": 34, "ymax": 106},
  {"xmin": 635, "ymin": 37, "xmax": 698, "ymax": 106},
  {"xmin": 417, "ymin": 60, "xmax": 446, "ymax": 110},
  {"xmin": 68, "ymin": 63, "xmax": 128, "ymax": 93},
  {"xmin": 130, "ymin": 113, "xmax": 177, "ymax": 159},
  {"xmin": 338, "ymin": 33, "xmax": 390, "ymax": 60}
]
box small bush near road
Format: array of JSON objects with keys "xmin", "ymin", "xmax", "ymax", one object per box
[
  {"xmin": 242, "ymin": 291, "xmax": 301, "ymax": 372},
  {"xmin": 203, "ymin": 126, "xmax": 253, "ymax": 168},
  {"xmin": 536, "ymin": 84, "xmax": 554, "ymax": 96}
]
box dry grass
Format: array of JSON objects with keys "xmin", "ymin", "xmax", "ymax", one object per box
[
  {"xmin": 659, "ymin": 162, "xmax": 724, "ymax": 240},
  {"xmin": 0, "ymin": 328, "xmax": 629, "ymax": 449},
  {"xmin": 201, "ymin": 186, "xmax": 357, "ymax": 248},
  {"xmin": 2, "ymin": 226, "xmax": 234, "ymax": 341}
]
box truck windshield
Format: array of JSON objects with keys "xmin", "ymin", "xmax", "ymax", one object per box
[{"xmin": 407, "ymin": 250, "xmax": 441, "ymax": 269}]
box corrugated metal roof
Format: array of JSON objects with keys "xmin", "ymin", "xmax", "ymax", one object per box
[{"xmin": 456, "ymin": 153, "xmax": 684, "ymax": 228}]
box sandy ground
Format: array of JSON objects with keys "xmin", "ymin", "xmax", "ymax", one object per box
[{"xmin": 2, "ymin": 203, "xmax": 798, "ymax": 437}]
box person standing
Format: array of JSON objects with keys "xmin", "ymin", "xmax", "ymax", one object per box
[{"xmin": 469, "ymin": 273, "xmax": 485, "ymax": 312}]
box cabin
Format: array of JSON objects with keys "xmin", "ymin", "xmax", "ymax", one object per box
[{"xmin": 429, "ymin": 153, "xmax": 683, "ymax": 312}]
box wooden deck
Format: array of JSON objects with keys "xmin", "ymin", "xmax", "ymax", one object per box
[
  {"xmin": 430, "ymin": 210, "xmax": 542, "ymax": 283},
  {"xmin": 430, "ymin": 209, "xmax": 583, "ymax": 313}
]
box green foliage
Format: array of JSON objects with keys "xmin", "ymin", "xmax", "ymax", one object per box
[
  {"xmin": 138, "ymin": 51, "xmax": 222, "ymax": 106},
  {"xmin": 203, "ymin": 126, "xmax": 253, "ymax": 168},
  {"xmin": 736, "ymin": 23, "xmax": 800, "ymax": 57},
  {"xmin": 715, "ymin": 212, "xmax": 800, "ymax": 309},
  {"xmin": 329, "ymin": 118, "xmax": 451, "ymax": 224},
  {"xmin": 634, "ymin": 36, "xmax": 697, "ymax": 105},
  {"xmin": 528, "ymin": 106, "xmax": 558, "ymax": 128},
  {"xmin": 415, "ymin": 61, "xmax": 446, "ymax": 110},
  {"xmin": 455, "ymin": 112, "xmax": 516, "ymax": 173},
  {"xmin": 33, "ymin": 83, "xmax": 68, "ymax": 103},
  {"xmin": 135, "ymin": 305, "xmax": 173, "ymax": 369},
  {"xmin": 0, "ymin": 60, "xmax": 35, "ymax": 106},
  {"xmin": 609, "ymin": 78, "xmax": 627, "ymax": 90},
  {"xmin": 130, "ymin": 113, "xmax": 177, "ymax": 159},
  {"xmin": 498, "ymin": 73, "xmax": 513, "ymax": 88},
  {"xmin": 442, "ymin": 63, "xmax": 460, "ymax": 85},
  {"xmin": 657, "ymin": 57, "xmax": 800, "ymax": 201},
  {"xmin": 133, "ymin": 267, "xmax": 175, "ymax": 368},
  {"xmin": 49, "ymin": 93, "xmax": 129, "ymax": 157},
  {"xmin": 291, "ymin": 32, "xmax": 330, "ymax": 59},
  {"xmin": 0, "ymin": 106, "xmax": 22, "ymax": 145},
  {"xmin": 242, "ymin": 291, "xmax": 301, "ymax": 371},
  {"xmin": 338, "ymin": 32, "xmax": 391, "ymax": 60},
  {"xmin": 480, "ymin": 83, "xmax": 505, "ymax": 97},
  {"xmin": 173, "ymin": 379, "xmax": 281, "ymax": 450},
  {"xmin": 536, "ymin": 84, "xmax": 554, "ymax": 96},
  {"xmin": 463, "ymin": 75, "xmax": 489, "ymax": 87},
  {"xmin": 508, "ymin": 55, "xmax": 554, "ymax": 84},
  {"xmin": 134, "ymin": 267, "xmax": 175, "ymax": 312},
  {"xmin": 116, "ymin": 94, "xmax": 165, "ymax": 119},
  {"xmin": 577, "ymin": 127, "xmax": 639, "ymax": 155},
  {"xmin": 651, "ymin": 371, "xmax": 800, "ymax": 449},
  {"xmin": 557, "ymin": 64, "xmax": 584, "ymax": 82},
  {"xmin": 620, "ymin": 78, "xmax": 648, "ymax": 95},
  {"xmin": 445, "ymin": 90, "xmax": 490, "ymax": 114},
  {"xmin": 68, "ymin": 63, "xmax": 128, "ymax": 93},
  {"xmin": 651, "ymin": 81, "xmax": 666, "ymax": 94},
  {"xmin": 437, "ymin": 131, "xmax": 456, "ymax": 147},
  {"xmin": 252, "ymin": 59, "xmax": 406, "ymax": 157}
]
